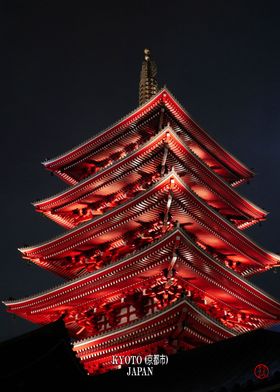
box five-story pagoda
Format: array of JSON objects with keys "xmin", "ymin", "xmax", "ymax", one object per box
[{"xmin": 4, "ymin": 49, "xmax": 280, "ymax": 375}]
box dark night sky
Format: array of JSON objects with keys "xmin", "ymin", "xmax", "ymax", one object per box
[{"xmin": 1, "ymin": 1, "xmax": 280, "ymax": 341}]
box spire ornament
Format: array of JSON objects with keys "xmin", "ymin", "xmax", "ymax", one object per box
[{"xmin": 139, "ymin": 48, "xmax": 158, "ymax": 105}]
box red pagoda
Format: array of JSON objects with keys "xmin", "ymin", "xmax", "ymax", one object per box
[{"xmin": 4, "ymin": 49, "xmax": 280, "ymax": 375}]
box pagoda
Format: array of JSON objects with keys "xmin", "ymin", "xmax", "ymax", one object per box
[{"xmin": 4, "ymin": 49, "xmax": 280, "ymax": 376}]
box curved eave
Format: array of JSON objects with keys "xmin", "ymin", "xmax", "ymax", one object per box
[
  {"xmin": 173, "ymin": 178, "xmax": 279, "ymax": 267},
  {"xmin": 43, "ymin": 88, "xmax": 253, "ymax": 182},
  {"xmin": 19, "ymin": 171, "xmax": 279, "ymax": 272},
  {"xmin": 43, "ymin": 89, "xmax": 165, "ymax": 170},
  {"xmin": 73, "ymin": 298, "xmax": 236, "ymax": 351},
  {"xmin": 6, "ymin": 228, "xmax": 280, "ymax": 322},
  {"xmin": 34, "ymin": 128, "xmax": 169, "ymax": 209},
  {"xmin": 163, "ymin": 88, "xmax": 254, "ymax": 180},
  {"xmin": 19, "ymin": 171, "xmax": 174, "ymax": 257},
  {"xmin": 34, "ymin": 126, "xmax": 266, "ymax": 224},
  {"xmin": 6, "ymin": 229, "xmax": 179, "ymax": 309}
]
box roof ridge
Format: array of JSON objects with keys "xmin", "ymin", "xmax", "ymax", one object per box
[{"xmin": 43, "ymin": 88, "xmax": 166, "ymax": 168}]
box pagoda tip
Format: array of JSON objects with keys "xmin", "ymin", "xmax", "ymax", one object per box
[
  {"xmin": 144, "ymin": 48, "xmax": 150, "ymax": 60},
  {"xmin": 139, "ymin": 48, "xmax": 158, "ymax": 105}
]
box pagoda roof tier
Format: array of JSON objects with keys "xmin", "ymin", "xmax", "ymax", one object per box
[
  {"xmin": 34, "ymin": 126, "xmax": 266, "ymax": 230},
  {"xmin": 43, "ymin": 88, "xmax": 253, "ymax": 186},
  {"xmin": 6, "ymin": 228, "xmax": 280, "ymax": 330},
  {"xmin": 72, "ymin": 298, "xmax": 236, "ymax": 375},
  {"xmin": 19, "ymin": 172, "xmax": 279, "ymax": 278}
]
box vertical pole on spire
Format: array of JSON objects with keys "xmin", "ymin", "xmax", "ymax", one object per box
[{"xmin": 139, "ymin": 48, "xmax": 159, "ymax": 106}]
